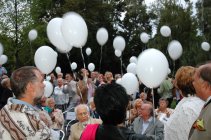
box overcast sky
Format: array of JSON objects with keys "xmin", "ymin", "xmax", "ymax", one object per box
[{"xmin": 144, "ymin": 0, "xmax": 199, "ymax": 6}]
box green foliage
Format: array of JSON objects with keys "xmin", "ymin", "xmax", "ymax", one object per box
[
  {"xmin": 149, "ymin": 1, "xmax": 210, "ymax": 73},
  {"xmin": 0, "ymin": 0, "xmax": 210, "ymax": 75}
]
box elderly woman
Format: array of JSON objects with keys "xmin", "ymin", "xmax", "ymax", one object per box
[
  {"xmin": 44, "ymin": 97, "xmax": 64, "ymax": 129},
  {"xmin": 164, "ymin": 66, "xmax": 205, "ymax": 140},
  {"xmin": 155, "ymin": 98, "xmax": 174, "ymax": 124}
]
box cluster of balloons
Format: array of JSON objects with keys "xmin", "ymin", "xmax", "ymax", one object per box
[
  {"xmin": 47, "ymin": 12, "xmax": 88, "ymax": 53},
  {"xmin": 0, "ymin": 43, "xmax": 8, "ymax": 65},
  {"xmin": 126, "ymin": 56, "xmax": 138, "ymax": 75}
]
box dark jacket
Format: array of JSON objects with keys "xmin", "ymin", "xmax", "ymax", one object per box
[{"xmin": 96, "ymin": 125, "xmax": 147, "ymax": 140}]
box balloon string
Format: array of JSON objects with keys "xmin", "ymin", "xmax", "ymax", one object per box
[
  {"xmin": 151, "ymin": 88, "xmax": 157, "ymax": 140},
  {"xmin": 120, "ymin": 56, "xmax": 123, "ymax": 76},
  {"xmin": 173, "ymin": 60, "xmax": 175, "ymax": 77},
  {"xmin": 29, "ymin": 41, "xmax": 33, "ymax": 65},
  {"xmin": 66, "ymin": 53, "xmax": 76, "ymax": 80},
  {"xmin": 80, "ymin": 48, "xmax": 86, "ymax": 68},
  {"xmin": 66, "ymin": 53, "xmax": 72, "ymax": 71},
  {"xmin": 99, "ymin": 45, "xmax": 103, "ymax": 73}
]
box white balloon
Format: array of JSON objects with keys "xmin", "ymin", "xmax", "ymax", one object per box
[
  {"xmin": 121, "ymin": 73, "xmax": 139, "ymax": 95},
  {"xmin": 0, "ymin": 55, "xmax": 8, "ymax": 65},
  {"xmin": 88, "ymin": 63, "xmax": 95, "ymax": 72},
  {"xmin": 46, "ymin": 76, "xmax": 51, "ymax": 81},
  {"xmin": 43, "ymin": 81, "xmax": 53, "ymax": 97},
  {"xmin": 127, "ymin": 63, "xmax": 137, "ymax": 74},
  {"xmin": 129, "ymin": 56, "xmax": 138, "ymax": 64},
  {"xmin": 115, "ymin": 50, "xmax": 122, "ymax": 57},
  {"xmin": 47, "ymin": 18, "xmax": 72, "ymax": 53},
  {"xmin": 160, "ymin": 25, "xmax": 171, "ymax": 37},
  {"xmin": 201, "ymin": 42, "xmax": 210, "ymax": 51},
  {"xmin": 0, "ymin": 43, "xmax": 4, "ymax": 56},
  {"xmin": 34, "ymin": 46, "xmax": 58, "ymax": 74},
  {"xmin": 28, "ymin": 29, "xmax": 38, "ymax": 41},
  {"xmin": 96, "ymin": 27, "xmax": 109, "ymax": 46},
  {"xmin": 86, "ymin": 48, "xmax": 92, "ymax": 56},
  {"xmin": 116, "ymin": 78, "xmax": 122, "ymax": 85},
  {"xmin": 113, "ymin": 36, "xmax": 126, "ymax": 52},
  {"xmin": 136, "ymin": 48, "xmax": 169, "ymax": 88},
  {"xmin": 168, "ymin": 40, "xmax": 183, "ymax": 60},
  {"xmin": 71, "ymin": 62, "xmax": 77, "ymax": 70},
  {"xmin": 55, "ymin": 66, "xmax": 61, "ymax": 74},
  {"xmin": 61, "ymin": 12, "xmax": 88, "ymax": 48},
  {"xmin": 140, "ymin": 32, "xmax": 150, "ymax": 43}
]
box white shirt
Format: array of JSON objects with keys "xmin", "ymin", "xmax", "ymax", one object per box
[
  {"xmin": 164, "ymin": 96, "xmax": 205, "ymax": 140},
  {"xmin": 53, "ymin": 86, "xmax": 66, "ymax": 105}
]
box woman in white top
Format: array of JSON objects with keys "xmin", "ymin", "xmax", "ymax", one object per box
[{"xmin": 164, "ymin": 66, "xmax": 205, "ymax": 140}]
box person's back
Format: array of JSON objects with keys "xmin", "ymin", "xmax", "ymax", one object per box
[
  {"xmin": 96, "ymin": 124, "xmax": 146, "ymax": 140},
  {"xmin": 80, "ymin": 83, "xmax": 147, "ymax": 140}
]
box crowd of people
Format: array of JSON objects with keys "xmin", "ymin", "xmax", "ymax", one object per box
[{"xmin": 0, "ymin": 62, "xmax": 210, "ymax": 140}]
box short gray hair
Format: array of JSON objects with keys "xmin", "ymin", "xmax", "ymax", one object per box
[{"xmin": 74, "ymin": 104, "xmax": 89, "ymax": 115}]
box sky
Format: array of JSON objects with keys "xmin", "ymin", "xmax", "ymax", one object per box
[{"xmin": 144, "ymin": 0, "xmax": 199, "ymax": 7}]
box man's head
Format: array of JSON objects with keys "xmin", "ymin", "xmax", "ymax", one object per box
[
  {"xmin": 91, "ymin": 71, "xmax": 98, "ymax": 80},
  {"xmin": 57, "ymin": 72, "xmax": 63, "ymax": 79},
  {"xmin": 57, "ymin": 78, "xmax": 63, "ymax": 87},
  {"xmin": 139, "ymin": 102, "xmax": 153, "ymax": 120},
  {"xmin": 10, "ymin": 66, "xmax": 45, "ymax": 105},
  {"xmin": 65, "ymin": 73, "xmax": 73, "ymax": 83},
  {"xmin": 193, "ymin": 63, "xmax": 211, "ymax": 101},
  {"xmin": 75, "ymin": 104, "xmax": 90, "ymax": 123},
  {"xmin": 94, "ymin": 83, "xmax": 129, "ymax": 125}
]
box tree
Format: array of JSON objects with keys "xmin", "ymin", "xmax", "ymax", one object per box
[
  {"xmin": 0, "ymin": 0, "xmax": 32, "ymax": 71},
  {"xmin": 148, "ymin": 0, "xmax": 209, "ymax": 73}
]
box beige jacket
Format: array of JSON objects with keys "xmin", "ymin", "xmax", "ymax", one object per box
[{"xmin": 69, "ymin": 117, "xmax": 102, "ymax": 140}]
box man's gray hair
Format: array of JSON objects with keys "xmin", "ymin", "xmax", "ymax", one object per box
[{"xmin": 74, "ymin": 104, "xmax": 90, "ymax": 115}]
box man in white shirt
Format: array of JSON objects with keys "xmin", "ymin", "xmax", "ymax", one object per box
[{"xmin": 53, "ymin": 78, "xmax": 66, "ymax": 111}]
